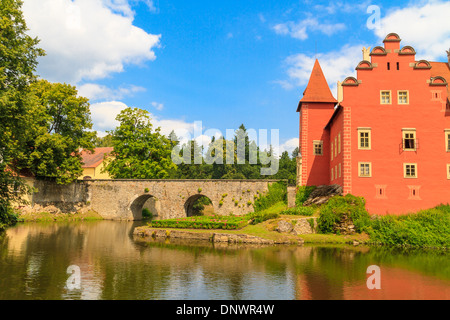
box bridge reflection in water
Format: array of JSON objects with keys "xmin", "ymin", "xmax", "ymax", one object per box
[{"xmin": 1, "ymin": 221, "xmax": 449, "ymax": 300}]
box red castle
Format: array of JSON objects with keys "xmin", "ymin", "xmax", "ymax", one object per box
[{"xmin": 297, "ymin": 33, "xmax": 450, "ymax": 215}]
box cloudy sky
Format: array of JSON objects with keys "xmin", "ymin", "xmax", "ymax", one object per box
[{"xmin": 21, "ymin": 0, "xmax": 450, "ymax": 154}]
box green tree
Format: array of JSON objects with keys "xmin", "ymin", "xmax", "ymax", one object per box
[
  {"xmin": 104, "ymin": 107, "xmax": 176, "ymax": 179},
  {"xmin": 94, "ymin": 134, "xmax": 114, "ymax": 147},
  {"xmin": 173, "ymin": 139, "xmax": 212, "ymax": 179},
  {"xmin": 0, "ymin": 0, "xmax": 45, "ymax": 229},
  {"xmin": 15, "ymin": 80, "xmax": 96, "ymax": 184}
]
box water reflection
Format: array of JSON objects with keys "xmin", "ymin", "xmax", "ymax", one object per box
[{"xmin": 0, "ymin": 221, "xmax": 449, "ymax": 300}]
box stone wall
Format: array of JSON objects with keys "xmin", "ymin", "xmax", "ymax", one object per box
[{"xmin": 22, "ymin": 178, "xmax": 89, "ymax": 213}]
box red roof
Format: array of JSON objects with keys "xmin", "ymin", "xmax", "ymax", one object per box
[
  {"xmin": 297, "ymin": 59, "xmax": 337, "ymax": 111},
  {"xmin": 430, "ymin": 62, "xmax": 450, "ymax": 99},
  {"xmin": 430, "ymin": 61, "xmax": 450, "ymax": 80},
  {"xmin": 81, "ymin": 147, "xmax": 114, "ymax": 168}
]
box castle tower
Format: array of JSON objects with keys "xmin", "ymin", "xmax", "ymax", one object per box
[{"xmin": 297, "ymin": 59, "xmax": 337, "ymax": 186}]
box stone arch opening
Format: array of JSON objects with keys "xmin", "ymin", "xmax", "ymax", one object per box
[
  {"xmin": 130, "ymin": 194, "xmax": 160, "ymax": 221},
  {"xmin": 184, "ymin": 194, "xmax": 214, "ymax": 217}
]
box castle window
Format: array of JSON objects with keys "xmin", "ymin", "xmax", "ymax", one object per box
[
  {"xmin": 358, "ymin": 128, "xmax": 371, "ymax": 150},
  {"xmin": 338, "ymin": 133, "xmax": 341, "ymax": 154},
  {"xmin": 408, "ymin": 186, "xmax": 421, "ymax": 200},
  {"xmin": 446, "ymin": 130, "xmax": 450, "ymax": 152},
  {"xmin": 339, "ymin": 163, "xmax": 342, "ymax": 178},
  {"xmin": 397, "ymin": 62, "xmax": 400, "ymax": 70},
  {"xmin": 381, "ymin": 91, "xmax": 391, "ymax": 104},
  {"xmin": 398, "ymin": 91, "xmax": 409, "ymax": 104},
  {"xmin": 404, "ymin": 163, "xmax": 417, "ymax": 179},
  {"xmin": 313, "ymin": 141, "xmax": 323, "ymax": 156},
  {"xmin": 387, "ymin": 62, "xmax": 390, "ymax": 70},
  {"xmin": 335, "ymin": 137, "xmax": 338, "ymax": 158},
  {"xmin": 359, "ymin": 162, "xmax": 372, "ymax": 177},
  {"xmin": 331, "ymin": 142, "xmax": 334, "ymax": 160},
  {"xmin": 403, "ymin": 129, "xmax": 417, "ymax": 151},
  {"xmin": 447, "ymin": 164, "xmax": 450, "ymax": 180}
]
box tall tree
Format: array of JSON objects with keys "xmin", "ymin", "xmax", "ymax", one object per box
[
  {"xmin": 104, "ymin": 107, "xmax": 176, "ymax": 179},
  {"xmin": 15, "ymin": 80, "xmax": 96, "ymax": 184},
  {"xmin": 0, "ymin": 0, "xmax": 45, "ymax": 229}
]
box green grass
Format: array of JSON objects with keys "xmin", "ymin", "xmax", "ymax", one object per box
[{"xmin": 17, "ymin": 210, "xmax": 104, "ymax": 223}]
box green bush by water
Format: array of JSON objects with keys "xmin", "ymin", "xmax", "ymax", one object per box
[
  {"xmin": 365, "ymin": 205, "xmax": 450, "ymax": 248},
  {"xmin": 0, "ymin": 203, "xmax": 18, "ymax": 232},
  {"xmin": 317, "ymin": 194, "xmax": 371, "ymax": 234}
]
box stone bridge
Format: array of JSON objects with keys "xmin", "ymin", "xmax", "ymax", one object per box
[{"xmin": 26, "ymin": 179, "xmax": 283, "ymax": 221}]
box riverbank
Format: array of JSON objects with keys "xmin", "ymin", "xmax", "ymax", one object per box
[
  {"xmin": 16, "ymin": 210, "xmax": 103, "ymax": 223},
  {"xmin": 134, "ymin": 217, "xmax": 371, "ymax": 247}
]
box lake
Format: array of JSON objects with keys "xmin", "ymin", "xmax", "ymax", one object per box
[{"xmin": 0, "ymin": 221, "xmax": 448, "ymax": 300}]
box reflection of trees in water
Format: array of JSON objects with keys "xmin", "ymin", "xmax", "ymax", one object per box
[{"xmin": 1, "ymin": 223, "xmax": 449, "ymax": 300}]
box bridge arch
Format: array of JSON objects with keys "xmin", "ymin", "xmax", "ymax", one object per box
[
  {"xmin": 184, "ymin": 194, "xmax": 214, "ymax": 217},
  {"xmin": 129, "ymin": 194, "xmax": 160, "ymax": 220}
]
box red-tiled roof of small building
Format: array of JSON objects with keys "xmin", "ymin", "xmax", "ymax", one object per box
[
  {"xmin": 81, "ymin": 147, "xmax": 114, "ymax": 168},
  {"xmin": 297, "ymin": 59, "xmax": 338, "ymax": 111}
]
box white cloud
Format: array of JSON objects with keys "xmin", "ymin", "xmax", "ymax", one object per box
[
  {"xmin": 90, "ymin": 101, "xmax": 129, "ymax": 135},
  {"xmin": 151, "ymin": 102, "xmax": 164, "ymax": 111},
  {"xmin": 78, "ymin": 83, "xmax": 146, "ymax": 101},
  {"xmin": 22, "ymin": 0, "xmax": 161, "ymax": 84},
  {"xmin": 279, "ymin": 44, "xmax": 364, "ymax": 96},
  {"xmin": 373, "ymin": 0, "xmax": 450, "ymax": 61},
  {"xmin": 89, "ymin": 100, "xmax": 204, "ymax": 141},
  {"xmin": 280, "ymin": 138, "xmax": 299, "ymax": 156},
  {"xmin": 273, "ymin": 18, "xmax": 346, "ymax": 40}
]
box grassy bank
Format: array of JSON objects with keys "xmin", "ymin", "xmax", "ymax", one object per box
[
  {"xmin": 144, "ymin": 184, "xmax": 449, "ymax": 248},
  {"xmin": 17, "ymin": 210, "xmax": 104, "ymax": 223}
]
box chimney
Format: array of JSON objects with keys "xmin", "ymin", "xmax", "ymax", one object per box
[
  {"xmin": 447, "ymin": 49, "xmax": 450, "ymax": 67},
  {"xmin": 362, "ymin": 47, "xmax": 371, "ymax": 62},
  {"xmin": 337, "ymin": 81, "xmax": 343, "ymax": 103}
]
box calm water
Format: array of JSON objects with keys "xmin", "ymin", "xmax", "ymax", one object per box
[{"xmin": 0, "ymin": 221, "xmax": 449, "ymax": 300}]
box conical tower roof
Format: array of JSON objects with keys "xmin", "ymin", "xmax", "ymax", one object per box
[{"xmin": 297, "ymin": 59, "xmax": 337, "ymax": 111}]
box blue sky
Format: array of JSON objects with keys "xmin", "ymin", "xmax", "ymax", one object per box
[{"xmin": 22, "ymin": 0, "xmax": 450, "ymax": 154}]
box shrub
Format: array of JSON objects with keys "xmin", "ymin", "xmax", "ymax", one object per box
[
  {"xmin": 366, "ymin": 205, "xmax": 450, "ymax": 247},
  {"xmin": 0, "ymin": 203, "xmax": 18, "ymax": 232},
  {"xmin": 144, "ymin": 188, "xmax": 149, "ymax": 193},
  {"xmin": 317, "ymin": 194, "xmax": 370, "ymax": 234},
  {"xmin": 248, "ymin": 212, "xmax": 280, "ymax": 225},
  {"xmin": 295, "ymin": 186, "xmax": 316, "ymax": 206},
  {"xmin": 253, "ymin": 182, "xmax": 287, "ymax": 212},
  {"xmin": 280, "ymin": 206, "xmax": 316, "ymax": 217},
  {"xmin": 142, "ymin": 208, "xmax": 153, "ymax": 219}
]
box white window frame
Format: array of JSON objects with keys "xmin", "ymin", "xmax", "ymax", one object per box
[
  {"xmin": 358, "ymin": 162, "xmax": 372, "ymax": 178},
  {"xmin": 404, "ymin": 163, "xmax": 418, "ymax": 179}
]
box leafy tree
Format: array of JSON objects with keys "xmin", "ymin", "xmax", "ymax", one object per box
[
  {"xmin": 95, "ymin": 134, "xmax": 114, "ymax": 147},
  {"xmin": 173, "ymin": 139, "xmax": 212, "ymax": 179},
  {"xmin": 0, "ymin": 0, "xmax": 45, "ymax": 228},
  {"xmin": 104, "ymin": 107, "xmax": 176, "ymax": 179},
  {"xmin": 15, "ymin": 80, "xmax": 96, "ymax": 184}
]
